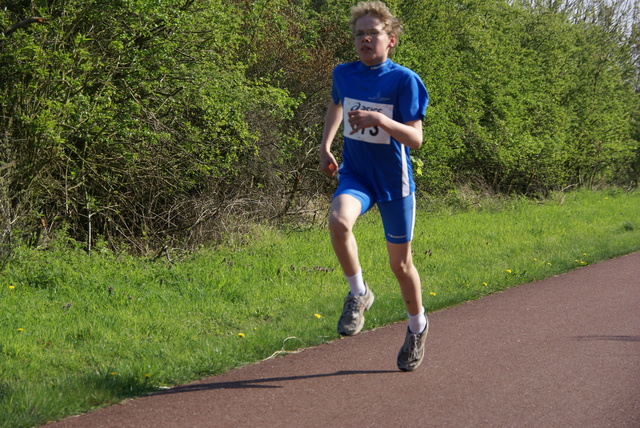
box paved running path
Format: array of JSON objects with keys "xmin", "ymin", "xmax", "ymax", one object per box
[{"xmin": 48, "ymin": 252, "xmax": 640, "ymax": 427}]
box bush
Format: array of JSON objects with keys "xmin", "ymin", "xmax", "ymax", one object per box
[{"xmin": 1, "ymin": 0, "xmax": 638, "ymax": 255}]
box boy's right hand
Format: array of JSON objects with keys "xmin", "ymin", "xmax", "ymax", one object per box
[
  {"xmin": 326, "ymin": 162, "xmax": 337, "ymax": 176},
  {"xmin": 320, "ymin": 153, "xmax": 338, "ymax": 177}
]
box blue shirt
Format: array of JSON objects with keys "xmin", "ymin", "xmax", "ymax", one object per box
[{"xmin": 331, "ymin": 59, "xmax": 429, "ymax": 202}]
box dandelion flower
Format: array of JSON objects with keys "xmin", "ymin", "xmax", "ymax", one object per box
[
  {"xmin": 237, "ymin": 333, "xmax": 245, "ymax": 338},
  {"xmin": 314, "ymin": 313, "xmax": 322, "ymax": 319},
  {"xmin": 9, "ymin": 285, "xmax": 15, "ymax": 290},
  {"xmin": 144, "ymin": 374, "xmax": 151, "ymax": 378},
  {"xmin": 17, "ymin": 328, "xmax": 24, "ymax": 332},
  {"xmin": 506, "ymin": 270, "xmax": 512, "ymax": 274},
  {"xmin": 482, "ymin": 282, "xmax": 488, "ymax": 286},
  {"xmin": 429, "ymin": 292, "xmax": 436, "ymax": 296}
]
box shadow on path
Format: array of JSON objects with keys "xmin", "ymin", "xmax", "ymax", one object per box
[
  {"xmin": 575, "ymin": 335, "xmax": 640, "ymax": 342},
  {"xmin": 150, "ymin": 369, "xmax": 397, "ymax": 394}
]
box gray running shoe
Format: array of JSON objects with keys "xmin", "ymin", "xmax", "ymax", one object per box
[
  {"xmin": 337, "ymin": 285, "xmax": 374, "ymax": 336},
  {"xmin": 397, "ymin": 315, "xmax": 429, "ymax": 371}
]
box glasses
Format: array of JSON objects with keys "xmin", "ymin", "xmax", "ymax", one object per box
[{"xmin": 354, "ymin": 29, "xmax": 387, "ymax": 40}]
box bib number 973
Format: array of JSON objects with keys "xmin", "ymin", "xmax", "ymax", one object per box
[{"xmin": 343, "ymin": 97, "xmax": 392, "ymax": 145}]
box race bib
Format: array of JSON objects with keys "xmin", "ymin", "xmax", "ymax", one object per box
[{"xmin": 343, "ymin": 97, "xmax": 393, "ymax": 145}]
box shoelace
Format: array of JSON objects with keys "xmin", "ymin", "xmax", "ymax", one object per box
[
  {"xmin": 344, "ymin": 295, "xmax": 361, "ymax": 312},
  {"xmin": 343, "ymin": 294, "xmax": 366, "ymax": 317},
  {"xmin": 407, "ymin": 333, "xmax": 420, "ymax": 359}
]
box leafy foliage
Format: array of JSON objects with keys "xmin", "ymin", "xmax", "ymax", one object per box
[
  {"xmin": 1, "ymin": 0, "xmax": 639, "ymax": 254},
  {"xmin": 398, "ymin": 0, "xmax": 640, "ymax": 195}
]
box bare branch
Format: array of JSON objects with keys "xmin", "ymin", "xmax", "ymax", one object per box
[{"xmin": 3, "ymin": 17, "xmax": 44, "ymax": 37}]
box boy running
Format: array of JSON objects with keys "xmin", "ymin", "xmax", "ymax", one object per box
[{"xmin": 319, "ymin": 1, "xmax": 430, "ymax": 371}]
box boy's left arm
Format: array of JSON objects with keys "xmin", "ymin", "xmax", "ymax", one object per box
[{"xmin": 380, "ymin": 118, "xmax": 423, "ymax": 150}]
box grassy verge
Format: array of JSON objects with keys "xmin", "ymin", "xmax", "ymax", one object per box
[{"xmin": 1, "ymin": 189, "xmax": 639, "ymax": 427}]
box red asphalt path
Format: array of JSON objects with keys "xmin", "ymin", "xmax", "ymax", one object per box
[{"xmin": 47, "ymin": 252, "xmax": 640, "ymax": 427}]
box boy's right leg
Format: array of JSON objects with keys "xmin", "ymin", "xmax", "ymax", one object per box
[
  {"xmin": 329, "ymin": 194, "xmax": 374, "ymax": 336},
  {"xmin": 328, "ymin": 194, "xmax": 363, "ymax": 278}
]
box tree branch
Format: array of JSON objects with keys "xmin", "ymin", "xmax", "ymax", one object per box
[{"xmin": 3, "ymin": 17, "xmax": 44, "ymax": 37}]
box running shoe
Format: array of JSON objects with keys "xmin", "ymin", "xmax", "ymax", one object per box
[
  {"xmin": 337, "ymin": 285, "xmax": 374, "ymax": 336},
  {"xmin": 397, "ymin": 315, "xmax": 429, "ymax": 371}
]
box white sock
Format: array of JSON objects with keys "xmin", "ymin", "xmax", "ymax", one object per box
[
  {"xmin": 345, "ymin": 270, "xmax": 366, "ymax": 296},
  {"xmin": 408, "ymin": 307, "xmax": 427, "ymax": 334}
]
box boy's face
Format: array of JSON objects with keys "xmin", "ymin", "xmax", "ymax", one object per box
[{"xmin": 353, "ymin": 15, "xmax": 396, "ymax": 67}]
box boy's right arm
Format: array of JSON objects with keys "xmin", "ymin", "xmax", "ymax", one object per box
[{"xmin": 319, "ymin": 100, "xmax": 343, "ymax": 177}]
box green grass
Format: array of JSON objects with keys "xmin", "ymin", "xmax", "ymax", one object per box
[{"xmin": 1, "ymin": 189, "xmax": 640, "ymax": 427}]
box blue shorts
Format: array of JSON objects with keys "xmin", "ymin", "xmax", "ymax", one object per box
[{"xmin": 334, "ymin": 177, "xmax": 416, "ymax": 244}]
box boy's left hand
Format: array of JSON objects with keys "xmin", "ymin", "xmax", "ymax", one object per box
[{"xmin": 348, "ymin": 110, "xmax": 382, "ymax": 135}]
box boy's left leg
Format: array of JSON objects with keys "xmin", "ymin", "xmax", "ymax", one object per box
[
  {"xmin": 379, "ymin": 194, "xmax": 429, "ymax": 370},
  {"xmin": 378, "ymin": 194, "xmax": 425, "ymax": 322},
  {"xmin": 387, "ymin": 241, "xmax": 429, "ymax": 371},
  {"xmin": 386, "ymin": 241, "xmax": 423, "ymax": 320}
]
